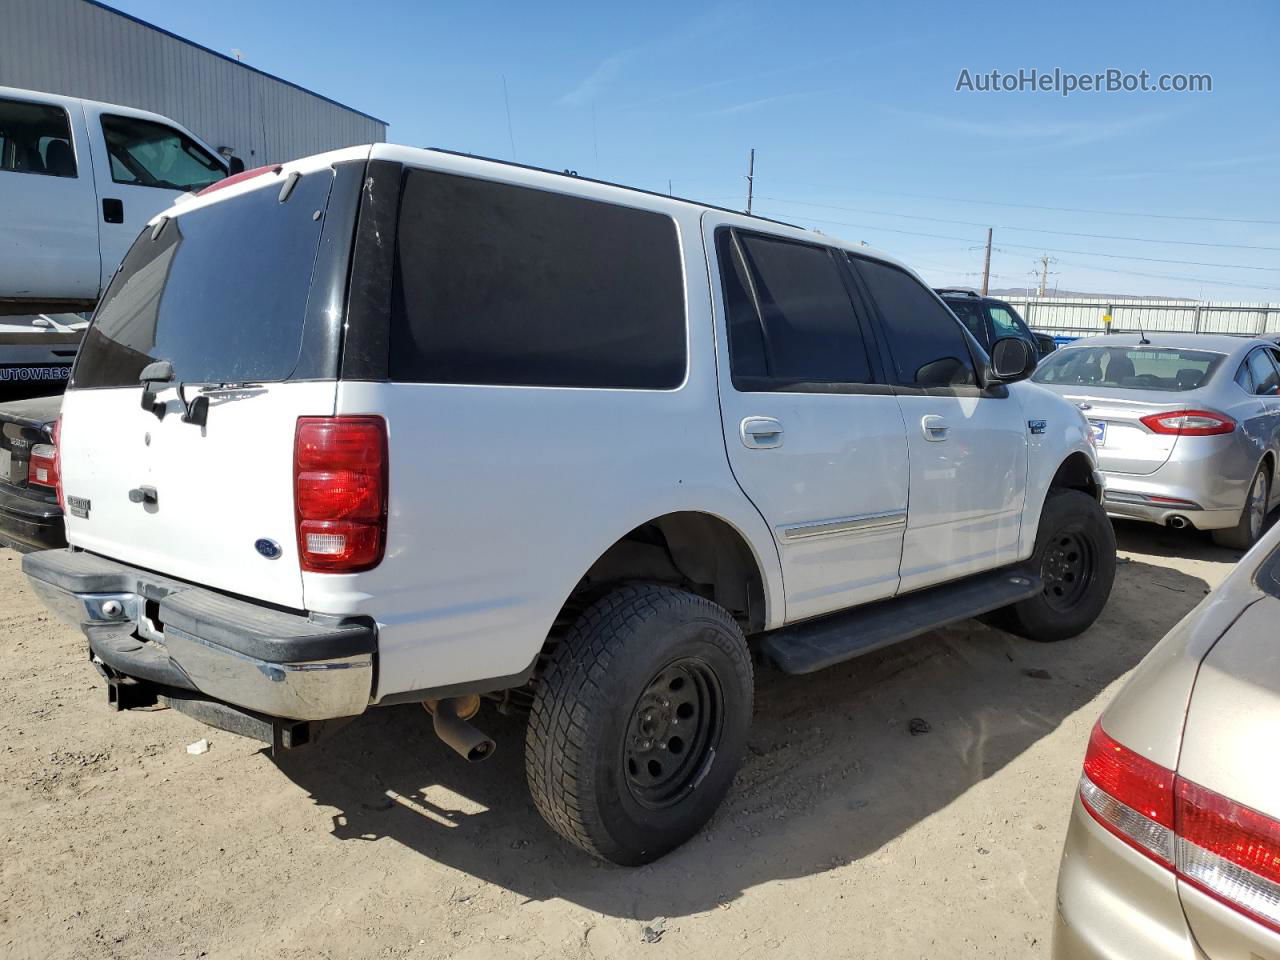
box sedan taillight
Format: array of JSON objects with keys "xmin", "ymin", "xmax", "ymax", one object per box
[
  {"xmin": 293, "ymin": 416, "xmax": 387, "ymax": 573},
  {"xmin": 28, "ymin": 417, "xmax": 61, "ymax": 507},
  {"xmin": 1139, "ymin": 409, "xmax": 1235, "ymax": 436},
  {"xmin": 1080, "ymin": 720, "xmax": 1280, "ymax": 934}
]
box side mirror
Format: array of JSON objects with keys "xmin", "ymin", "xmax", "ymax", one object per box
[
  {"xmin": 988, "ymin": 336, "xmax": 1037, "ymax": 384},
  {"xmin": 226, "ymin": 156, "xmax": 246, "ymax": 176}
]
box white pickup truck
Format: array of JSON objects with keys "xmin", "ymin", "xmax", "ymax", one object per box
[
  {"xmin": 0, "ymin": 86, "xmax": 236, "ymax": 315},
  {"xmin": 24, "ymin": 146, "xmax": 1116, "ymax": 865}
]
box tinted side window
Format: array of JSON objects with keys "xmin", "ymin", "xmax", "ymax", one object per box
[
  {"xmin": 853, "ymin": 258, "xmax": 976, "ymax": 388},
  {"xmin": 100, "ymin": 114, "xmax": 224, "ymax": 192},
  {"xmin": 943, "ymin": 299, "xmax": 988, "ymax": 344},
  {"xmin": 0, "ymin": 98, "xmax": 76, "ymax": 177},
  {"xmin": 391, "ymin": 170, "xmax": 686, "ymax": 389},
  {"xmin": 1246, "ymin": 349, "xmax": 1280, "ymax": 396},
  {"xmin": 720, "ymin": 232, "xmax": 874, "ymax": 389}
]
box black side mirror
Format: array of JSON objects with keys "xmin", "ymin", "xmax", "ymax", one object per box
[
  {"xmin": 226, "ymin": 156, "xmax": 246, "ymax": 176},
  {"xmin": 988, "ymin": 336, "xmax": 1037, "ymax": 384}
]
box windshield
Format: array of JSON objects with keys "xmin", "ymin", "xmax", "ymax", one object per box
[
  {"xmin": 1032, "ymin": 345, "xmax": 1223, "ymax": 392},
  {"xmin": 73, "ymin": 173, "xmax": 333, "ymax": 388}
]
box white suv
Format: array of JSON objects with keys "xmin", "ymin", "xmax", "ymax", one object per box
[{"xmin": 23, "ymin": 145, "xmax": 1114, "ymax": 865}]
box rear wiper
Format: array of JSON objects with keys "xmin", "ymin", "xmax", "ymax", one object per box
[{"xmin": 138, "ymin": 360, "xmax": 209, "ymax": 427}]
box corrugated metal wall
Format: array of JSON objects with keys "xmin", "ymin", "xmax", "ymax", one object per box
[
  {"xmin": 0, "ymin": 0, "xmax": 386, "ymax": 164},
  {"xmin": 1003, "ymin": 296, "xmax": 1280, "ymax": 339}
]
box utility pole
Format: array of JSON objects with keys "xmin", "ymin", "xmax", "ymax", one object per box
[
  {"xmin": 745, "ymin": 148, "xmax": 755, "ymax": 215},
  {"xmin": 1037, "ymin": 254, "xmax": 1057, "ymax": 297},
  {"xmin": 981, "ymin": 228, "xmax": 992, "ymax": 296}
]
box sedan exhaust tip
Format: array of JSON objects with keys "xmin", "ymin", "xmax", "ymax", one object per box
[{"xmin": 1167, "ymin": 515, "xmax": 1191, "ymax": 530}]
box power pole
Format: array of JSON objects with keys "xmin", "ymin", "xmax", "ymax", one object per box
[
  {"xmin": 745, "ymin": 148, "xmax": 755, "ymax": 215},
  {"xmin": 981, "ymin": 228, "xmax": 992, "ymax": 296},
  {"xmin": 1037, "ymin": 254, "xmax": 1057, "ymax": 297}
]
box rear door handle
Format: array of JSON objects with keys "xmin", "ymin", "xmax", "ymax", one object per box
[
  {"xmin": 921, "ymin": 415, "xmax": 949, "ymax": 441},
  {"xmin": 741, "ymin": 417, "xmax": 784, "ymax": 449}
]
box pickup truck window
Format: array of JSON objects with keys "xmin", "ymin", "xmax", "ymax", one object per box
[
  {"xmin": 390, "ymin": 168, "xmax": 686, "ymax": 389},
  {"xmin": 718, "ymin": 230, "xmax": 875, "ymax": 391},
  {"xmin": 0, "ymin": 98, "xmax": 76, "ymax": 177},
  {"xmin": 100, "ymin": 114, "xmax": 223, "ymax": 192},
  {"xmin": 72, "ymin": 174, "xmax": 331, "ymax": 388},
  {"xmin": 852, "ymin": 257, "xmax": 977, "ymax": 388}
]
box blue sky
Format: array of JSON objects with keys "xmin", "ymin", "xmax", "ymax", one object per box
[{"xmin": 113, "ymin": 0, "xmax": 1280, "ymax": 300}]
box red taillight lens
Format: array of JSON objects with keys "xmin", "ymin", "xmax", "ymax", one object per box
[
  {"xmin": 196, "ymin": 164, "xmax": 282, "ymax": 196},
  {"xmin": 1079, "ymin": 720, "xmax": 1280, "ymax": 933},
  {"xmin": 29, "ymin": 418, "xmax": 62, "ymax": 509},
  {"xmin": 294, "ymin": 416, "xmax": 387, "ymax": 573},
  {"xmin": 1140, "ymin": 409, "xmax": 1235, "ymax": 436},
  {"xmin": 1080, "ymin": 721, "xmax": 1176, "ymax": 864}
]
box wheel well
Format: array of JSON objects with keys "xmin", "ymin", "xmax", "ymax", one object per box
[
  {"xmin": 1262, "ymin": 451, "xmax": 1275, "ymax": 487},
  {"xmin": 556, "ymin": 513, "xmax": 768, "ymax": 636},
  {"xmin": 1050, "ymin": 452, "xmax": 1099, "ymax": 500}
]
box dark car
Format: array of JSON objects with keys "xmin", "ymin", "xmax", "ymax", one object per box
[
  {"xmin": 0, "ymin": 395, "xmax": 64, "ymax": 552},
  {"xmin": 935, "ymin": 289, "xmax": 1056, "ymax": 359},
  {"xmin": 0, "ymin": 313, "xmax": 84, "ymax": 403}
]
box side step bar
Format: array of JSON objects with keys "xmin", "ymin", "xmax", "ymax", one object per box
[{"xmin": 758, "ymin": 565, "xmax": 1042, "ymax": 675}]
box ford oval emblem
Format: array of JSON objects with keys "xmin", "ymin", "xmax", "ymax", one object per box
[{"xmin": 255, "ymin": 538, "xmax": 282, "ymax": 560}]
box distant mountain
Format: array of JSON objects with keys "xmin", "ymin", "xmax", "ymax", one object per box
[{"xmin": 987, "ymin": 288, "xmax": 1196, "ymax": 302}]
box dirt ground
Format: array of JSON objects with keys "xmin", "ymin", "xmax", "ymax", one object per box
[{"xmin": 0, "ymin": 522, "xmax": 1242, "ymax": 960}]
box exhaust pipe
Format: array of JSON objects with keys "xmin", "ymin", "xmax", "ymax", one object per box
[
  {"xmin": 1168, "ymin": 515, "xmax": 1190, "ymax": 530},
  {"xmin": 424, "ymin": 696, "xmax": 495, "ymax": 763}
]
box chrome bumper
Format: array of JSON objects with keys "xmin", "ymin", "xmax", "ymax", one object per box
[{"xmin": 24, "ymin": 550, "xmax": 374, "ymax": 722}]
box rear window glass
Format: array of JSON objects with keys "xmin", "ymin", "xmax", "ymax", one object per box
[
  {"xmin": 0, "ymin": 98, "xmax": 76, "ymax": 177},
  {"xmin": 390, "ymin": 169, "xmax": 686, "ymax": 389},
  {"xmin": 1032, "ymin": 346, "xmax": 1222, "ymax": 392},
  {"xmin": 73, "ymin": 174, "xmax": 332, "ymax": 388}
]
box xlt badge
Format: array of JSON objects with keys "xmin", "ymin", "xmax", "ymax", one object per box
[{"xmin": 66, "ymin": 495, "xmax": 90, "ymax": 519}]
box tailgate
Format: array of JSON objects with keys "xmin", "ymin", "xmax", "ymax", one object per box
[{"xmin": 56, "ymin": 161, "xmax": 354, "ymax": 610}]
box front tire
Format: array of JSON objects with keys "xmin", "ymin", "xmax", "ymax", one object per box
[
  {"xmin": 525, "ymin": 584, "xmax": 753, "ymax": 865},
  {"xmin": 1212, "ymin": 464, "xmax": 1269, "ymax": 551},
  {"xmin": 1005, "ymin": 488, "xmax": 1116, "ymax": 643}
]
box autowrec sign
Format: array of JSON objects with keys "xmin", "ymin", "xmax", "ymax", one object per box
[{"xmin": 0, "ymin": 365, "xmax": 72, "ymax": 383}]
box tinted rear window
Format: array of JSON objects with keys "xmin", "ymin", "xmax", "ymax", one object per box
[
  {"xmin": 74, "ymin": 173, "xmax": 332, "ymax": 388},
  {"xmin": 390, "ymin": 169, "xmax": 686, "ymax": 389},
  {"xmin": 1032, "ymin": 346, "xmax": 1222, "ymax": 392}
]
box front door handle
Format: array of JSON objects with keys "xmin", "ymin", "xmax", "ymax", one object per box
[
  {"xmin": 921, "ymin": 415, "xmax": 949, "ymax": 441},
  {"xmin": 102, "ymin": 198, "xmax": 124, "ymax": 224},
  {"xmin": 741, "ymin": 417, "xmax": 784, "ymax": 449}
]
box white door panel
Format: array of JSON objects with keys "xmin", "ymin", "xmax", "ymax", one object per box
[{"xmin": 897, "ymin": 393, "xmax": 1029, "ymax": 591}]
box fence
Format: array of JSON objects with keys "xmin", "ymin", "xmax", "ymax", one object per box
[{"xmin": 1003, "ymin": 296, "xmax": 1280, "ymax": 340}]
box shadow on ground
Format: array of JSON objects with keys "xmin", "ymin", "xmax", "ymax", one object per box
[{"xmin": 276, "ymin": 548, "xmax": 1209, "ymax": 920}]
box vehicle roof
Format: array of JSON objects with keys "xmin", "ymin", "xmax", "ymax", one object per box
[{"xmin": 1053, "ymin": 332, "xmax": 1265, "ymax": 357}]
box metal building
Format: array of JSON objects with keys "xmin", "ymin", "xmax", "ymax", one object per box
[{"xmin": 0, "ymin": 0, "xmax": 386, "ymax": 165}]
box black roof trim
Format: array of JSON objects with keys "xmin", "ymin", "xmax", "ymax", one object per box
[
  {"xmin": 81, "ymin": 0, "xmax": 388, "ymax": 125},
  {"xmin": 425, "ymin": 147, "xmax": 803, "ymax": 230}
]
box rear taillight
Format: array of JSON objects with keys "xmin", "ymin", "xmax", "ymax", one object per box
[
  {"xmin": 294, "ymin": 416, "xmax": 387, "ymax": 573},
  {"xmin": 1140, "ymin": 409, "xmax": 1235, "ymax": 436},
  {"xmin": 28, "ymin": 418, "xmax": 62, "ymax": 507},
  {"xmin": 196, "ymin": 164, "xmax": 282, "ymax": 197},
  {"xmin": 1080, "ymin": 720, "xmax": 1280, "ymax": 934}
]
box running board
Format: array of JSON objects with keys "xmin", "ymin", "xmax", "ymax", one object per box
[{"xmin": 758, "ymin": 566, "xmax": 1042, "ymax": 675}]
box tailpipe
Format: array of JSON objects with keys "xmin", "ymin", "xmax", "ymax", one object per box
[
  {"xmin": 1167, "ymin": 515, "xmax": 1191, "ymax": 530},
  {"xmin": 424, "ymin": 695, "xmax": 495, "ymax": 763}
]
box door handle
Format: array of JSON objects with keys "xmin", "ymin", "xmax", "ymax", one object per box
[
  {"xmin": 741, "ymin": 417, "xmax": 784, "ymax": 449},
  {"xmin": 921, "ymin": 415, "xmax": 949, "ymax": 441},
  {"xmin": 102, "ymin": 198, "xmax": 124, "ymax": 224}
]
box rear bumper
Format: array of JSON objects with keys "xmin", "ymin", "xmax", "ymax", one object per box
[
  {"xmin": 0, "ymin": 484, "xmax": 65, "ymax": 553},
  {"xmin": 1053, "ymin": 792, "xmax": 1203, "ymax": 960},
  {"xmin": 21, "ymin": 548, "xmax": 374, "ymax": 721},
  {"xmin": 1102, "ymin": 488, "xmax": 1236, "ymax": 531}
]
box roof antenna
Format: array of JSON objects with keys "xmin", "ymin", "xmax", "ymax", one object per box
[{"xmin": 1138, "ymin": 327, "xmax": 1150, "ymax": 345}]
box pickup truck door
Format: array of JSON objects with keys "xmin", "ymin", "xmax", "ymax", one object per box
[
  {"xmin": 79, "ymin": 104, "xmax": 227, "ymax": 291},
  {"xmin": 0, "ymin": 92, "xmax": 100, "ymax": 306},
  {"xmin": 705, "ymin": 218, "xmax": 910, "ymax": 623},
  {"xmin": 848, "ymin": 254, "xmax": 1029, "ymax": 593}
]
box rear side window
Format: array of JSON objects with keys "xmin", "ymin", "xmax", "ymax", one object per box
[
  {"xmin": 853, "ymin": 258, "xmax": 976, "ymax": 388},
  {"xmin": 1246, "ymin": 348, "xmax": 1280, "ymax": 396},
  {"xmin": 0, "ymin": 98, "xmax": 76, "ymax": 177},
  {"xmin": 100, "ymin": 114, "xmax": 224, "ymax": 192},
  {"xmin": 390, "ymin": 170, "xmax": 686, "ymax": 389},
  {"xmin": 717, "ymin": 230, "xmax": 874, "ymax": 390},
  {"xmin": 74, "ymin": 174, "xmax": 333, "ymax": 388}
]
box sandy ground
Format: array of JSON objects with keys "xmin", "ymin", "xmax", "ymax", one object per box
[{"xmin": 0, "ymin": 522, "xmax": 1243, "ymax": 960}]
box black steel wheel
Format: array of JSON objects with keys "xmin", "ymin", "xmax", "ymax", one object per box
[{"xmin": 1040, "ymin": 529, "xmax": 1096, "ymax": 613}]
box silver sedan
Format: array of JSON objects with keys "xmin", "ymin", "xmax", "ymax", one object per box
[
  {"xmin": 1032, "ymin": 334, "xmax": 1280, "ymax": 549},
  {"xmin": 1053, "ymin": 519, "xmax": 1280, "ymax": 958}
]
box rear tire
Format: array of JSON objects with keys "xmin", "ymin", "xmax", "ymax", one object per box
[
  {"xmin": 525, "ymin": 584, "xmax": 753, "ymax": 865},
  {"xmin": 1212, "ymin": 465, "xmax": 1269, "ymax": 551},
  {"xmin": 1005, "ymin": 489, "xmax": 1116, "ymax": 643}
]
